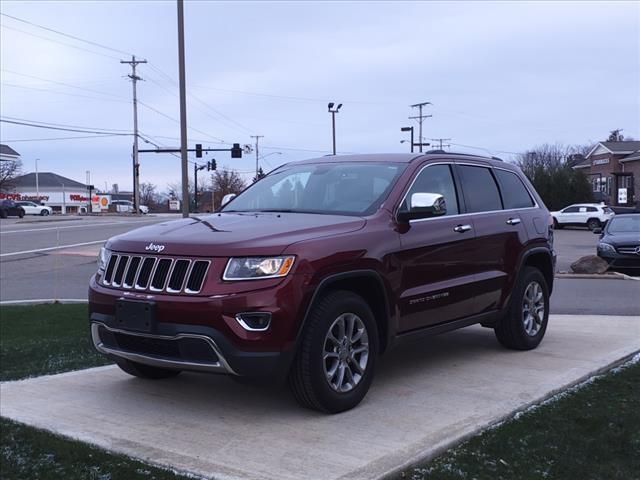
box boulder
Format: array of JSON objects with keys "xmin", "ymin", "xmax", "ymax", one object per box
[{"xmin": 570, "ymin": 255, "xmax": 609, "ymax": 274}]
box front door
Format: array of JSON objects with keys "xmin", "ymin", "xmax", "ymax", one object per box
[{"xmin": 394, "ymin": 163, "xmax": 478, "ymax": 332}]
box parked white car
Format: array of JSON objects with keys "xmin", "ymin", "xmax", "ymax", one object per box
[
  {"xmin": 16, "ymin": 201, "xmax": 53, "ymax": 216},
  {"xmin": 551, "ymin": 203, "xmax": 614, "ymax": 231},
  {"xmin": 111, "ymin": 200, "xmax": 149, "ymax": 214}
]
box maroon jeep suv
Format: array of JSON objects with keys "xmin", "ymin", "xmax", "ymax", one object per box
[{"xmin": 89, "ymin": 153, "xmax": 555, "ymax": 412}]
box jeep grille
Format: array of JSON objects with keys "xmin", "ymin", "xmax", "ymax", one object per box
[{"xmin": 103, "ymin": 254, "xmax": 210, "ymax": 294}]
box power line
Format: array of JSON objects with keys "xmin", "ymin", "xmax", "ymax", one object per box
[
  {"xmin": 0, "ymin": 23, "xmax": 121, "ymax": 60},
  {"xmin": 0, "ymin": 118, "xmax": 131, "ymax": 136},
  {"xmin": 1, "ymin": 134, "xmax": 125, "ymax": 142},
  {"xmin": 1, "ymin": 82, "xmax": 129, "ymax": 103},
  {"xmin": 0, "ymin": 12, "xmax": 133, "ymax": 56},
  {"xmin": 1, "ymin": 69, "xmax": 126, "ymax": 99},
  {"xmin": 0, "ymin": 115, "xmax": 130, "ymax": 132},
  {"xmin": 449, "ymin": 142, "xmax": 521, "ymax": 156}
]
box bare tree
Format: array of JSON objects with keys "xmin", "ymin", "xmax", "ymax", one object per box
[
  {"xmin": 0, "ymin": 157, "xmax": 22, "ymax": 192},
  {"xmin": 139, "ymin": 182, "xmax": 159, "ymax": 208},
  {"xmin": 211, "ymin": 169, "xmax": 246, "ymax": 209},
  {"xmin": 252, "ymin": 167, "xmax": 266, "ymax": 183}
]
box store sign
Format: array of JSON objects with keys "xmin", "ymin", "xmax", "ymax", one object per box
[
  {"xmin": 618, "ymin": 188, "xmax": 628, "ymax": 204},
  {"xmin": 69, "ymin": 194, "xmax": 89, "ymax": 202},
  {"xmin": 0, "ymin": 192, "xmax": 50, "ymax": 201},
  {"xmin": 169, "ymin": 200, "xmax": 180, "ymax": 211},
  {"xmin": 592, "ymin": 158, "xmax": 609, "ymax": 166}
]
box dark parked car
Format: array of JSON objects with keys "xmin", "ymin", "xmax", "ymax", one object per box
[
  {"xmin": 595, "ymin": 214, "xmax": 640, "ymax": 273},
  {"xmin": 0, "ymin": 199, "xmax": 25, "ymax": 219},
  {"xmin": 89, "ymin": 153, "xmax": 555, "ymax": 412}
]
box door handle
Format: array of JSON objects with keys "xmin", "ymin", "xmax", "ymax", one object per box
[
  {"xmin": 506, "ymin": 217, "xmax": 521, "ymax": 226},
  {"xmin": 453, "ymin": 224, "xmax": 472, "ymax": 233}
]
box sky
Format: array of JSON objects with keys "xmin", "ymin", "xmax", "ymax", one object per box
[{"xmin": 1, "ymin": 0, "xmax": 639, "ymax": 193}]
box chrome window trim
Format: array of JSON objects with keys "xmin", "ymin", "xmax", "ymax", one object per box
[
  {"xmin": 149, "ymin": 258, "xmax": 174, "ymax": 292},
  {"xmin": 134, "ymin": 256, "xmax": 158, "ymax": 290},
  {"xmin": 184, "ymin": 260, "xmax": 211, "ymax": 293},
  {"xmin": 166, "ymin": 259, "xmax": 192, "ymax": 293},
  {"xmin": 395, "ymin": 160, "xmax": 540, "ymax": 225},
  {"xmin": 91, "ymin": 322, "xmax": 238, "ymax": 375}
]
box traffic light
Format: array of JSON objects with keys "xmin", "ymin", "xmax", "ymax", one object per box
[
  {"xmin": 195, "ymin": 143, "xmax": 203, "ymax": 158},
  {"xmin": 207, "ymin": 160, "xmax": 217, "ymax": 171},
  {"xmin": 231, "ymin": 143, "xmax": 242, "ymax": 158}
]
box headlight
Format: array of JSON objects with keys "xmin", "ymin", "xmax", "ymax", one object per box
[
  {"xmin": 597, "ymin": 242, "xmax": 615, "ymax": 253},
  {"xmin": 97, "ymin": 247, "xmax": 111, "ymax": 273},
  {"xmin": 224, "ymin": 256, "xmax": 295, "ymax": 280}
]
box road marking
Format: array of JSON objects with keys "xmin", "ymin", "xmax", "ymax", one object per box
[
  {"xmin": 0, "ymin": 219, "xmax": 163, "ymax": 234},
  {"xmin": 0, "ymin": 240, "xmax": 107, "ymax": 258}
]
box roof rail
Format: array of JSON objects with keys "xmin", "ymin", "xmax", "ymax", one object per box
[
  {"xmin": 491, "ymin": 156, "xmax": 504, "ymax": 162},
  {"xmin": 424, "ymin": 149, "xmax": 447, "ymax": 154}
]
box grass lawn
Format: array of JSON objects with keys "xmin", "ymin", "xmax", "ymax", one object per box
[
  {"xmin": 398, "ymin": 359, "xmax": 640, "ymax": 480},
  {"xmin": 0, "ymin": 303, "xmax": 112, "ymax": 381}
]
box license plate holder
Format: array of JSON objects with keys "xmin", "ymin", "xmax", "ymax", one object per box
[{"xmin": 115, "ymin": 299, "xmax": 156, "ymax": 333}]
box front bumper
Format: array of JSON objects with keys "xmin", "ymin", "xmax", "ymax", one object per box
[
  {"xmin": 597, "ymin": 252, "xmax": 640, "ymax": 270},
  {"xmin": 91, "ymin": 313, "xmax": 295, "ymax": 380}
]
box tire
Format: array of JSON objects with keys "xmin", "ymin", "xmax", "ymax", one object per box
[
  {"xmin": 494, "ymin": 266, "xmax": 550, "ymax": 350},
  {"xmin": 587, "ymin": 218, "xmax": 601, "ymax": 231},
  {"xmin": 553, "ymin": 217, "xmax": 562, "ymax": 229},
  {"xmin": 288, "ymin": 290, "xmax": 379, "ymax": 413},
  {"xmin": 18, "ymin": 210, "xmax": 24, "ymax": 219},
  {"xmin": 116, "ymin": 358, "xmax": 181, "ymax": 379},
  {"xmin": 41, "ymin": 209, "xmax": 50, "ymax": 216},
  {"xmin": 0, "ymin": 210, "xmax": 6, "ymax": 219}
]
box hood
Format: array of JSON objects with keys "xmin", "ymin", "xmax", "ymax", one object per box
[
  {"xmin": 603, "ymin": 231, "xmax": 640, "ymax": 246},
  {"xmin": 106, "ymin": 212, "xmax": 366, "ymax": 256}
]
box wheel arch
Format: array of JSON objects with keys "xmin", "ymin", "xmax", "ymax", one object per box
[
  {"xmin": 298, "ymin": 270, "xmax": 394, "ymax": 355},
  {"xmin": 520, "ymin": 248, "xmax": 554, "ymax": 295}
]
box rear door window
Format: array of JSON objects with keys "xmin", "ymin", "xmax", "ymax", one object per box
[
  {"xmin": 458, "ymin": 165, "xmax": 503, "ymax": 213},
  {"xmin": 495, "ymin": 169, "xmax": 534, "ymax": 209}
]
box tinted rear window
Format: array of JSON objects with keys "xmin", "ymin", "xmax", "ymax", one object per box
[
  {"xmin": 458, "ymin": 165, "xmax": 502, "ymax": 213},
  {"xmin": 495, "ymin": 169, "xmax": 534, "ymax": 209}
]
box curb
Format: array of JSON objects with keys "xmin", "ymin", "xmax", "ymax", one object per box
[
  {"xmin": 13, "ymin": 217, "xmax": 84, "ymax": 224},
  {"xmin": 555, "ymin": 272, "xmax": 639, "ymax": 281},
  {"xmin": 0, "ymin": 299, "xmax": 88, "ymax": 306}
]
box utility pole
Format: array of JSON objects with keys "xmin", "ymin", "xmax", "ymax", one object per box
[
  {"xmin": 250, "ymin": 135, "xmax": 264, "ymax": 179},
  {"xmin": 121, "ymin": 55, "xmax": 147, "ymax": 214},
  {"xmin": 429, "ymin": 138, "xmax": 452, "ymax": 150},
  {"xmin": 328, "ymin": 103, "xmax": 342, "ymax": 155},
  {"xmin": 409, "ymin": 102, "xmax": 432, "ymax": 152},
  {"xmin": 35, "ymin": 158, "xmax": 40, "ymax": 200},
  {"xmin": 176, "ymin": 0, "xmax": 189, "ymax": 218}
]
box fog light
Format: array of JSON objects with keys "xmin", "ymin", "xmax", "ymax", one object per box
[{"xmin": 235, "ymin": 312, "xmax": 272, "ymax": 331}]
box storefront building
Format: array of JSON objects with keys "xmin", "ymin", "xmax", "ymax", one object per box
[
  {"xmin": 0, "ymin": 172, "xmax": 98, "ymax": 214},
  {"xmin": 573, "ymin": 141, "xmax": 640, "ymax": 207}
]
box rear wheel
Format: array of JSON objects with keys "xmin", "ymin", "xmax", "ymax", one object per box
[
  {"xmin": 116, "ymin": 358, "xmax": 181, "ymax": 379},
  {"xmin": 587, "ymin": 218, "xmax": 601, "ymax": 231},
  {"xmin": 495, "ymin": 266, "xmax": 549, "ymax": 350},
  {"xmin": 288, "ymin": 290, "xmax": 378, "ymax": 413}
]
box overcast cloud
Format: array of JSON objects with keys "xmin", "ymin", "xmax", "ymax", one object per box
[{"xmin": 1, "ymin": 0, "xmax": 638, "ymax": 191}]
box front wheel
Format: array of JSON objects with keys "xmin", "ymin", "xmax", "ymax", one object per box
[
  {"xmin": 495, "ymin": 266, "xmax": 550, "ymax": 350},
  {"xmin": 116, "ymin": 358, "xmax": 181, "ymax": 379},
  {"xmin": 587, "ymin": 218, "xmax": 601, "ymax": 231},
  {"xmin": 18, "ymin": 210, "xmax": 24, "ymax": 218},
  {"xmin": 41, "ymin": 209, "xmax": 50, "ymax": 216},
  {"xmin": 288, "ymin": 290, "xmax": 379, "ymax": 413}
]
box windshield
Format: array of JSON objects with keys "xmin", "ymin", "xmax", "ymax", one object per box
[
  {"xmin": 222, "ymin": 162, "xmax": 406, "ymax": 216},
  {"xmin": 608, "ymin": 216, "xmax": 640, "ymax": 233}
]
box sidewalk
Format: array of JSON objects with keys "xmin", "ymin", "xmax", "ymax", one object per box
[{"xmin": 1, "ymin": 315, "xmax": 638, "ymax": 480}]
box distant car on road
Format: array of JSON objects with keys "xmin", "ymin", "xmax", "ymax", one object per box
[
  {"xmin": 595, "ymin": 214, "xmax": 640, "ymax": 273},
  {"xmin": 0, "ymin": 199, "xmax": 25, "ymax": 219},
  {"xmin": 16, "ymin": 201, "xmax": 53, "ymax": 216},
  {"xmin": 111, "ymin": 200, "xmax": 149, "ymax": 214},
  {"xmin": 551, "ymin": 203, "xmax": 614, "ymax": 231}
]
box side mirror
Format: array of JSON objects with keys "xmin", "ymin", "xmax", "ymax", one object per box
[
  {"xmin": 592, "ymin": 228, "xmax": 602, "ymax": 234},
  {"xmin": 398, "ymin": 193, "xmax": 446, "ymax": 222},
  {"xmin": 221, "ymin": 193, "xmax": 236, "ymax": 207}
]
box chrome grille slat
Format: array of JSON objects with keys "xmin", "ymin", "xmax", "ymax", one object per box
[
  {"xmin": 103, "ymin": 253, "xmax": 209, "ymax": 294},
  {"xmin": 617, "ymin": 246, "xmax": 639, "ymax": 255}
]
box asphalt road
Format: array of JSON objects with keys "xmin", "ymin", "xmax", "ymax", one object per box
[
  {"xmin": 0, "ymin": 215, "xmax": 638, "ymax": 316},
  {"xmin": 0, "ymin": 215, "xmax": 174, "ymax": 301}
]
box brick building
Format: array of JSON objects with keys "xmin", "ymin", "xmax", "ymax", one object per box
[{"xmin": 573, "ymin": 141, "xmax": 640, "ymax": 207}]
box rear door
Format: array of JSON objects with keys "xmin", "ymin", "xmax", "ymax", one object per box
[
  {"xmin": 394, "ymin": 162, "xmax": 478, "ymax": 332},
  {"xmin": 456, "ymin": 163, "xmax": 529, "ymax": 314}
]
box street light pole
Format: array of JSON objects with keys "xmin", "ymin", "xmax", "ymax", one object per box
[
  {"xmin": 35, "ymin": 158, "xmax": 40, "ymax": 199},
  {"xmin": 328, "ymin": 102, "xmax": 342, "ymax": 155},
  {"xmin": 177, "ymin": 0, "xmax": 190, "ymax": 218},
  {"xmin": 400, "ymin": 127, "xmax": 414, "ymax": 153}
]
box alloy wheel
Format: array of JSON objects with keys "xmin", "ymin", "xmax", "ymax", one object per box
[
  {"xmin": 522, "ymin": 281, "xmax": 545, "ymax": 336},
  {"xmin": 323, "ymin": 312, "xmax": 369, "ymax": 393}
]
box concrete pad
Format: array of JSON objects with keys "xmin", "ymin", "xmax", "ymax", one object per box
[{"xmin": 1, "ymin": 315, "xmax": 638, "ymax": 480}]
